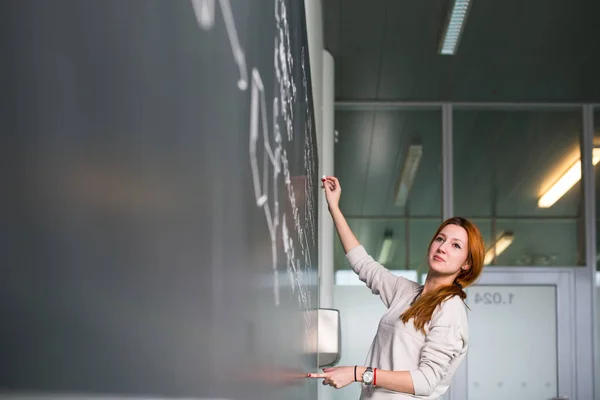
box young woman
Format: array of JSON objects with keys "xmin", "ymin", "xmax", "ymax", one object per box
[{"xmin": 308, "ymin": 176, "xmax": 485, "ymax": 399}]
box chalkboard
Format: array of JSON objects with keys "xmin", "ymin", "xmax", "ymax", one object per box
[{"xmin": 0, "ymin": 1, "xmax": 319, "ymax": 399}]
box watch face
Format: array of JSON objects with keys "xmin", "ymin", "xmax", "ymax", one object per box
[{"xmin": 363, "ymin": 371, "xmax": 374, "ymax": 383}]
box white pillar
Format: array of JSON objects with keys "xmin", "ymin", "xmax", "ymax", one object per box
[
  {"xmin": 303, "ymin": 0, "xmax": 334, "ymax": 309},
  {"xmin": 318, "ymin": 49, "xmax": 335, "ymax": 400},
  {"xmin": 304, "ymin": 0, "xmax": 323, "ymax": 156},
  {"xmin": 319, "ymin": 50, "xmax": 335, "ymax": 310}
]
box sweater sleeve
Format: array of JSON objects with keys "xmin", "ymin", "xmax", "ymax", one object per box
[
  {"xmin": 345, "ymin": 245, "xmax": 414, "ymax": 308},
  {"xmin": 409, "ymin": 297, "xmax": 468, "ymax": 396}
]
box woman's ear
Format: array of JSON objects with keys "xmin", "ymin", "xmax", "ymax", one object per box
[{"xmin": 462, "ymin": 263, "xmax": 471, "ymax": 271}]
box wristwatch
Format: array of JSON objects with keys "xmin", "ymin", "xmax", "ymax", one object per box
[{"xmin": 362, "ymin": 367, "xmax": 374, "ymax": 385}]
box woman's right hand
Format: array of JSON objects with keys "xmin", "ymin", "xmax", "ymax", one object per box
[
  {"xmin": 322, "ymin": 176, "xmax": 342, "ymax": 212},
  {"xmin": 321, "ymin": 176, "xmax": 360, "ymax": 253}
]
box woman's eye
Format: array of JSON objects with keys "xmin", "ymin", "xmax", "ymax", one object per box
[
  {"xmin": 453, "ymin": 244, "xmax": 461, "ymax": 249},
  {"xmin": 436, "ymin": 237, "xmax": 444, "ymax": 242}
]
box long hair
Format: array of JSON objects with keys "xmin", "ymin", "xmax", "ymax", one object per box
[{"xmin": 400, "ymin": 217, "xmax": 484, "ymax": 334}]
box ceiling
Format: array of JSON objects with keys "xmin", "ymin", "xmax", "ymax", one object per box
[
  {"xmin": 322, "ymin": 0, "xmax": 600, "ymax": 271},
  {"xmin": 323, "ymin": 0, "xmax": 600, "ymax": 102}
]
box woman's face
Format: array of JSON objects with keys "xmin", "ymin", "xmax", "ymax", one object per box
[{"xmin": 428, "ymin": 224, "xmax": 470, "ymax": 276}]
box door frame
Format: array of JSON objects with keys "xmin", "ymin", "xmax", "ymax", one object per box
[{"xmin": 448, "ymin": 267, "xmax": 576, "ymax": 400}]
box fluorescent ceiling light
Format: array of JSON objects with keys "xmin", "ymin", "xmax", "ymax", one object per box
[
  {"xmin": 484, "ymin": 231, "xmax": 514, "ymax": 265},
  {"xmin": 538, "ymin": 148, "xmax": 600, "ymax": 208},
  {"xmin": 395, "ymin": 144, "xmax": 423, "ymax": 207},
  {"xmin": 439, "ymin": 0, "xmax": 473, "ymax": 55},
  {"xmin": 378, "ymin": 230, "xmax": 394, "ymax": 265}
]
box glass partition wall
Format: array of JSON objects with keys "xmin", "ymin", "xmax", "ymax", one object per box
[{"xmin": 454, "ymin": 107, "xmax": 585, "ymax": 266}]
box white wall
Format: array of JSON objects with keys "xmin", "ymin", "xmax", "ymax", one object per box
[
  {"xmin": 466, "ymin": 285, "xmax": 558, "ymax": 400},
  {"xmin": 304, "ymin": 0, "xmax": 323, "ymax": 149}
]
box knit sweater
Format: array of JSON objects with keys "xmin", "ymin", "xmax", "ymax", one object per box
[{"xmin": 346, "ymin": 245, "xmax": 468, "ymax": 400}]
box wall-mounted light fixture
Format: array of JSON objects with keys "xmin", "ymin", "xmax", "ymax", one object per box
[
  {"xmin": 538, "ymin": 148, "xmax": 600, "ymax": 208},
  {"xmin": 394, "ymin": 144, "xmax": 423, "ymax": 207},
  {"xmin": 484, "ymin": 231, "xmax": 514, "ymax": 265}
]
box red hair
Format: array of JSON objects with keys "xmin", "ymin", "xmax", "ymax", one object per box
[{"xmin": 400, "ymin": 217, "xmax": 485, "ymax": 334}]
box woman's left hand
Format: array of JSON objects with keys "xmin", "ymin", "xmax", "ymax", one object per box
[{"xmin": 307, "ymin": 366, "xmax": 356, "ymax": 389}]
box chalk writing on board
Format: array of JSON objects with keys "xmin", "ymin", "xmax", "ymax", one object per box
[
  {"xmin": 249, "ymin": 68, "xmax": 282, "ymax": 306},
  {"xmin": 299, "ymin": 45, "xmax": 317, "ymax": 342},
  {"xmin": 301, "ymin": 45, "xmax": 317, "ymax": 250},
  {"xmin": 274, "ymin": 0, "xmax": 296, "ymax": 142},
  {"xmin": 191, "ymin": 0, "xmax": 248, "ymax": 90},
  {"xmin": 191, "ymin": 0, "xmax": 316, "ymax": 342}
]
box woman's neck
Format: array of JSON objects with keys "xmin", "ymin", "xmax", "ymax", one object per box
[{"xmin": 422, "ymin": 273, "xmax": 456, "ymax": 295}]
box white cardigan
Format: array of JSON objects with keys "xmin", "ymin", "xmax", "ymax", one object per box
[{"xmin": 346, "ymin": 245, "xmax": 469, "ymax": 400}]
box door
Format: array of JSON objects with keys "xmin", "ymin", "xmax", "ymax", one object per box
[{"xmin": 447, "ymin": 269, "xmax": 575, "ymax": 400}]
